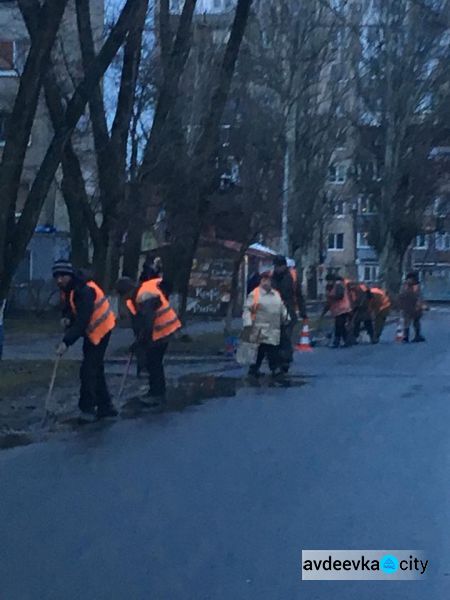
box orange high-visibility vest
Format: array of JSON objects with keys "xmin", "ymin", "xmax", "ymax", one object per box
[
  {"xmin": 126, "ymin": 278, "xmax": 181, "ymax": 342},
  {"xmin": 370, "ymin": 287, "xmax": 391, "ymax": 311},
  {"xmin": 69, "ymin": 281, "xmax": 115, "ymax": 346},
  {"xmin": 250, "ymin": 286, "xmax": 281, "ymax": 320},
  {"xmin": 289, "ymin": 267, "xmax": 299, "ymax": 312}
]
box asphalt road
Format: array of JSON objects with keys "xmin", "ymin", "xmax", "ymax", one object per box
[{"xmin": 1, "ymin": 312, "xmax": 450, "ymax": 599}]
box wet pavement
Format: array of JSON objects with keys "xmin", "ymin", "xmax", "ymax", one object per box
[{"xmin": 1, "ymin": 313, "xmax": 450, "ymax": 599}]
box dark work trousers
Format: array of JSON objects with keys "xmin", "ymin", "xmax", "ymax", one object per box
[
  {"xmin": 404, "ymin": 315, "xmax": 422, "ymax": 340},
  {"xmin": 279, "ymin": 322, "xmax": 295, "ymax": 373},
  {"xmin": 250, "ymin": 343, "xmax": 280, "ymax": 375},
  {"xmin": 334, "ymin": 313, "xmax": 351, "ymax": 346},
  {"xmin": 353, "ymin": 311, "xmax": 374, "ymax": 342},
  {"xmin": 79, "ymin": 331, "xmax": 112, "ymax": 412},
  {"xmin": 145, "ymin": 342, "xmax": 169, "ymax": 397},
  {"xmin": 374, "ymin": 308, "xmax": 389, "ymax": 342}
]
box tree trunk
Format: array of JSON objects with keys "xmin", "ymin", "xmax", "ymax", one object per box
[
  {"xmin": 103, "ymin": 225, "xmax": 123, "ymax": 291},
  {"xmin": 0, "ymin": 0, "xmax": 68, "ymax": 292},
  {"xmin": 138, "ymin": 0, "xmax": 197, "ymax": 187},
  {"xmin": 224, "ymin": 247, "xmax": 247, "ymax": 336},
  {"xmin": 61, "ymin": 160, "xmax": 90, "ymax": 268},
  {"xmin": 77, "ymin": 0, "xmax": 148, "ymax": 290},
  {"xmin": 163, "ymin": 208, "xmax": 201, "ymax": 321},
  {"xmin": 379, "ymin": 232, "xmax": 404, "ymax": 296},
  {"xmin": 162, "ymin": 0, "xmax": 253, "ymax": 320},
  {"xmin": 122, "ymin": 211, "xmax": 145, "ymax": 279},
  {"xmin": 93, "ymin": 232, "xmax": 108, "ymax": 285},
  {"xmin": 0, "ymin": 0, "xmax": 139, "ymax": 303}
]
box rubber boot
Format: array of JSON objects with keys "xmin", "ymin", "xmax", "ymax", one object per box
[{"xmin": 413, "ymin": 321, "xmax": 425, "ymax": 343}]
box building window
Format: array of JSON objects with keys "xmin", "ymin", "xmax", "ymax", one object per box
[
  {"xmin": 362, "ymin": 265, "xmax": 379, "ymax": 282},
  {"xmin": 15, "ymin": 250, "xmax": 32, "ymax": 284},
  {"xmin": 414, "ymin": 234, "xmax": 429, "ymax": 249},
  {"xmin": 0, "ymin": 40, "xmax": 14, "ymax": 72},
  {"xmin": 220, "ymin": 124, "xmax": 231, "ymax": 148},
  {"xmin": 0, "ymin": 112, "xmax": 10, "ymax": 146},
  {"xmin": 220, "ymin": 156, "xmax": 240, "ymax": 190},
  {"xmin": 433, "ymin": 196, "xmax": 449, "ymax": 217},
  {"xmin": 328, "ymin": 163, "xmax": 347, "ymax": 184},
  {"xmin": 0, "ymin": 40, "xmax": 28, "ymax": 75},
  {"xmin": 357, "ymin": 231, "xmax": 371, "ymax": 248},
  {"xmin": 328, "ymin": 233, "xmax": 344, "ymax": 250},
  {"xmin": 435, "ymin": 233, "xmax": 450, "ymax": 250},
  {"xmin": 358, "ymin": 196, "xmax": 376, "ymax": 214},
  {"xmin": 328, "ymin": 164, "xmax": 347, "ymax": 184},
  {"xmin": 333, "ymin": 200, "xmax": 346, "ymax": 216}
]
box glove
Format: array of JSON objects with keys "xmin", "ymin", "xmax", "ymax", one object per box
[
  {"xmin": 60, "ymin": 317, "xmax": 71, "ymax": 329},
  {"xmin": 56, "ymin": 342, "xmax": 68, "ymax": 356}
]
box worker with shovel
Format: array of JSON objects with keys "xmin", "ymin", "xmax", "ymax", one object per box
[
  {"xmin": 52, "ymin": 260, "xmax": 117, "ymax": 421},
  {"xmin": 116, "ymin": 270, "xmax": 181, "ymax": 408}
]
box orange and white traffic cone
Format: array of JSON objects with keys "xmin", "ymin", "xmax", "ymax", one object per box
[
  {"xmin": 395, "ymin": 318, "xmax": 404, "ymax": 343},
  {"xmin": 295, "ymin": 319, "xmax": 313, "ymax": 352}
]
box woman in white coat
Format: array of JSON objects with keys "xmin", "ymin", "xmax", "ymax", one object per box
[{"xmin": 242, "ymin": 271, "xmax": 289, "ymax": 380}]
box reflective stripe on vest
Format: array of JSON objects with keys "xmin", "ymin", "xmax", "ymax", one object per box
[
  {"xmin": 251, "ymin": 287, "xmax": 260, "ymax": 320},
  {"xmin": 126, "ymin": 298, "xmax": 137, "ymax": 316},
  {"xmin": 132, "ymin": 279, "xmax": 181, "ymax": 341},
  {"xmin": 289, "ymin": 267, "xmax": 298, "ymax": 287},
  {"xmin": 69, "ymin": 281, "xmax": 115, "ymax": 345}
]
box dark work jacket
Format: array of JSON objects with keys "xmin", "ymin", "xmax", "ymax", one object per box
[
  {"xmin": 399, "ymin": 284, "xmax": 422, "ymax": 318},
  {"xmin": 61, "ymin": 275, "xmax": 95, "ymax": 347},
  {"xmin": 129, "ymin": 285, "xmax": 167, "ymax": 348},
  {"xmin": 272, "ymin": 268, "xmax": 306, "ymax": 321},
  {"xmin": 129, "ymin": 289, "xmax": 164, "ymax": 374}
]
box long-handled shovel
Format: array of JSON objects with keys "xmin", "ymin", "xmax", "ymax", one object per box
[
  {"xmin": 41, "ymin": 355, "xmax": 61, "ymax": 427},
  {"xmin": 118, "ymin": 352, "xmax": 133, "ymax": 401}
]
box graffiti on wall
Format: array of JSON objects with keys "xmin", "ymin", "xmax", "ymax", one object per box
[{"xmin": 187, "ymin": 257, "xmax": 234, "ymax": 315}]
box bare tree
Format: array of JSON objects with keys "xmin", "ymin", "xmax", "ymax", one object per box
[
  {"xmin": 246, "ymin": 0, "xmax": 349, "ymax": 271},
  {"xmin": 0, "ymin": 0, "xmax": 143, "ymax": 302},
  {"xmin": 0, "ymin": 0, "xmax": 69, "ymax": 292},
  {"xmin": 352, "ymin": 0, "xmax": 450, "ymax": 293},
  {"xmin": 75, "ymin": 0, "xmax": 149, "ymax": 288},
  {"xmin": 135, "ymin": 0, "xmax": 253, "ymax": 318}
]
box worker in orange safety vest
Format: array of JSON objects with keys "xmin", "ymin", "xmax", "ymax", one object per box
[
  {"xmin": 271, "ymin": 255, "xmax": 307, "ymax": 372},
  {"xmin": 116, "ymin": 271, "xmax": 182, "ymax": 407},
  {"xmin": 367, "ymin": 286, "xmax": 391, "ymax": 343},
  {"xmin": 53, "ymin": 259, "xmax": 117, "ymax": 420}
]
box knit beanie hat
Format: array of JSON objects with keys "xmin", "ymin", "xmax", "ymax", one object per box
[{"xmin": 52, "ymin": 259, "xmax": 74, "ymax": 278}]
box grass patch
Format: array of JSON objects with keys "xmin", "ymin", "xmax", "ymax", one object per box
[
  {"xmin": 0, "ymin": 360, "xmax": 79, "ymax": 397},
  {"xmin": 5, "ymin": 313, "xmax": 60, "ymax": 336}
]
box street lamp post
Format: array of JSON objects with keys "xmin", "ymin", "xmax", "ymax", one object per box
[{"xmin": 352, "ymin": 199, "xmax": 359, "ymax": 280}]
